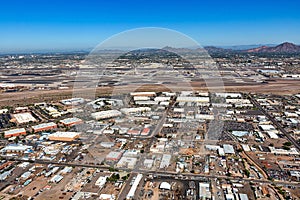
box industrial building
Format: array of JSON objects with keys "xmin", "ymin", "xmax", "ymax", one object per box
[
  {"xmin": 223, "ymin": 144, "xmax": 235, "ymax": 154},
  {"xmin": 32, "ymin": 122, "xmax": 57, "ymax": 133},
  {"xmin": 160, "ymin": 154, "xmax": 171, "ymax": 168},
  {"xmin": 106, "ymin": 151, "xmax": 123, "ymax": 161},
  {"xmin": 100, "ymin": 142, "xmax": 115, "ymax": 148},
  {"xmin": 0, "ymin": 144, "xmax": 32, "ymax": 153},
  {"xmin": 60, "ymin": 117, "xmax": 83, "ymax": 127},
  {"xmin": 50, "ymin": 175, "xmax": 64, "ymax": 183},
  {"xmin": 176, "ymin": 96, "xmax": 209, "ymax": 103},
  {"xmin": 116, "ymin": 157, "xmax": 137, "ymax": 168},
  {"xmin": 91, "ymin": 110, "xmax": 122, "ymax": 120},
  {"xmin": 13, "ymin": 112, "xmax": 36, "ymax": 124},
  {"xmin": 4, "ymin": 128, "xmax": 26, "ymax": 138},
  {"xmin": 140, "ymin": 128, "xmax": 150, "ymax": 136},
  {"xmin": 199, "ymin": 182, "xmax": 211, "ymax": 199},
  {"xmin": 126, "ymin": 174, "xmax": 143, "ymax": 199},
  {"xmin": 120, "ymin": 107, "xmax": 151, "ymax": 115},
  {"xmin": 61, "ymin": 98, "xmax": 84, "ymax": 105},
  {"xmin": 48, "ymin": 131, "xmax": 80, "ymax": 141},
  {"xmin": 130, "ymin": 92, "xmax": 156, "ymax": 96}
]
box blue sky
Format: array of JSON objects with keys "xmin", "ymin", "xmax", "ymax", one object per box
[{"xmin": 1, "ymin": 0, "xmax": 300, "ymax": 52}]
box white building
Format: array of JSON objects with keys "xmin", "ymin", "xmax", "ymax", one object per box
[
  {"xmin": 160, "ymin": 154, "xmax": 171, "ymax": 169},
  {"xmin": 95, "ymin": 176, "xmax": 109, "ymax": 189},
  {"xmin": 126, "ymin": 174, "xmax": 143, "ymax": 199},
  {"xmin": 91, "ymin": 110, "xmax": 122, "ymax": 120},
  {"xmin": 223, "ymin": 144, "xmax": 235, "ymax": 154},
  {"xmin": 13, "ymin": 112, "xmax": 36, "ymax": 124}
]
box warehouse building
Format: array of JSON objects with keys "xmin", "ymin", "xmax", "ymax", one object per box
[
  {"xmin": 48, "ymin": 132, "xmax": 80, "ymax": 142},
  {"xmin": 91, "ymin": 110, "xmax": 122, "ymax": 120},
  {"xmin": 4, "ymin": 128, "xmax": 26, "ymax": 138},
  {"xmin": 215, "ymin": 93, "xmax": 242, "ymax": 98},
  {"xmin": 223, "ymin": 144, "xmax": 235, "ymax": 154},
  {"xmin": 100, "ymin": 142, "xmax": 115, "ymax": 148},
  {"xmin": 50, "ymin": 175, "xmax": 64, "ymax": 183},
  {"xmin": 126, "ymin": 174, "xmax": 143, "ymax": 199},
  {"xmin": 199, "ymin": 182, "xmax": 211, "ymax": 199},
  {"xmin": 130, "ymin": 92, "xmax": 156, "ymax": 96},
  {"xmin": 141, "ymin": 128, "xmax": 150, "ymax": 136},
  {"xmin": 32, "ymin": 122, "xmax": 57, "ymax": 133},
  {"xmin": 60, "ymin": 117, "xmax": 83, "ymax": 127},
  {"xmin": 13, "ymin": 112, "xmax": 36, "ymax": 124},
  {"xmin": 160, "ymin": 154, "xmax": 171, "ymax": 168},
  {"xmin": 116, "ymin": 157, "xmax": 137, "ymax": 168},
  {"xmin": 61, "ymin": 98, "xmax": 84, "ymax": 105},
  {"xmin": 120, "ymin": 107, "xmax": 151, "ymax": 115},
  {"xmin": 0, "ymin": 144, "xmax": 32, "ymax": 153},
  {"xmin": 176, "ymin": 96, "xmax": 209, "ymax": 103},
  {"xmin": 106, "ymin": 151, "xmax": 123, "ymax": 161}
]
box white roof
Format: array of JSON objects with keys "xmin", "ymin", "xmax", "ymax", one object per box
[
  {"xmin": 232, "ymin": 131, "xmax": 249, "ymax": 137},
  {"xmin": 127, "ymin": 174, "xmax": 143, "ymax": 199},
  {"xmin": 195, "ymin": 114, "xmax": 214, "ymax": 120},
  {"xmin": 13, "ymin": 112, "xmax": 36, "ymax": 124},
  {"xmin": 95, "ymin": 176, "xmax": 108, "ymax": 187},
  {"xmin": 60, "ymin": 117, "xmax": 82, "ymax": 124},
  {"xmin": 160, "ymin": 154, "xmax": 171, "ymax": 168},
  {"xmin": 177, "ymin": 96, "xmax": 209, "ymax": 103},
  {"xmin": 50, "ymin": 175, "xmax": 63, "ymax": 183},
  {"xmin": 91, "ymin": 110, "xmax": 122, "ymax": 120},
  {"xmin": 106, "ymin": 151, "xmax": 123, "ymax": 160},
  {"xmin": 154, "ymin": 96, "xmax": 171, "ymax": 102},
  {"xmin": 199, "ymin": 182, "xmax": 211, "ymax": 198},
  {"xmin": 259, "ymin": 124, "xmax": 275, "ymax": 131},
  {"xmin": 48, "ymin": 132, "xmax": 80, "ymax": 138},
  {"xmin": 241, "ymin": 144, "xmax": 250, "ymax": 151},
  {"xmin": 99, "ymin": 194, "xmax": 115, "ymax": 200},
  {"xmin": 130, "ymin": 92, "xmax": 156, "ymax": 96},
  {"xmin": 117, "ymin": 157, "xmax": 137, "ymax": 168},
  {"xmin": 290, "ymin": 171, "xmax": 300, "ymax": 177},
  {"xmin": 159, "ymin": 182, "xmax": 171, "ymax": 190},
  {"xmin": 120, "ymin": 107, "xmax": 151, "ymax": 114},
  {"xmin": 1, "ymin": 144, "xmax": 31, "ymax": 152},
  {"xmin": 269, "ymin": 147, "xmax": 299, "ymax": 155},
  {"xmin": 32, "ymin": 122, "xmax": 56, "ymax": 130},
  {"xmin": 215, "ymin": 93, "xmax": 241, "ymax": 98},
  {"xmin": 267, "ymin": 131, "xmax": 279, "ymax": 139},
  {"xmin": 205, "ymin": 145, "xmax": 220, "ymax": 151},
  {"xmin": 239, "ymin": 193, "xmax": 249, "ymax": 200},
  {"xmin": 4, "ymin": 128, "xmax": 26, "ymax": 135},
  {"xmin": 223, "ymin": 144, "xmax": 235, "ymax": 154}
]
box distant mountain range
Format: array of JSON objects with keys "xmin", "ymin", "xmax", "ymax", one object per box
[
  {"xmin": 204, "ymin": 42, "xmax": 300, "ymax": 54},
  {"xmin": 2, "ymin": 42, "xmax": 300, "ymax": 55},
  {"xmin": 244, "ymin": 42, "xmax": 300, "ymax": 53}
]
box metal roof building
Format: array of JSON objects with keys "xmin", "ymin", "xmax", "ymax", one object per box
[
  {"xmin": 223, "ymin": 144, "xmax": 235, "ymax": 154},
  {"xmin": 48, "ymin": 132, "xmax": 80, "ymax": 141},
  {"xmin": 91, "ymin": 110, "xmax": 122, "ymax": 120},
  {"xmin": 60, "ymin": 117, "xmax": 83, "ymax": 127},
  {"xmin": 4, "ymin": 128, "xmax": 26, "ymax": 138},
  {"xmin": 160, "ymin": 154, "xmax": 171, "ymax": 169},
  {"xmin": 13, "ymin": 112, "xmax": 36, "ymax": 124},
  {"xmin": 106, "ymin": 151, "xmax": 123, "ymax": 161},
  {"xmin": 32, "ymin": 122, "xmax": 57, "ymax": 133},
  {"xmin": 126, "ymin": 174, "xmax": 143, "ymax": 199}
]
